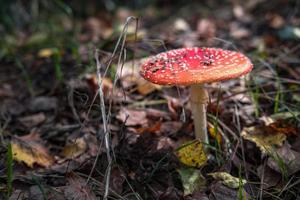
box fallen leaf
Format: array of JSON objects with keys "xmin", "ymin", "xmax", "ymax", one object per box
[
  {"xmin": 38, "ymin": 48, "xmax": 56, "ymax": 58},
  {"xmin": 64, "ymin": 172, "xmax": 97, "ymax": 200},
  {"xmin": 135, "ymin": 122, "xmax": 161, "ymax": 134},
  {"xmin": 116, "ymin": 108, "xmax": 148, "ymax": 126},
  {"xmin": 257, "ymin": 165, "xmax": 281, "ymax": 189},
  {"xmin": 7, "ymin": 189, "xmax": 25, "ymax": 200},
  {"xmin": 28, "ymin": 96, "xmax": 58, "ymax": 112},
  {"xmin": 159, "ymin": 121, "xmax": 183, "ymax": 135},
  {"xmin": 267, "ymin": 142, "xmax": 300, "ymax": 175},
  {"xmin": 121, "ymin": 74, "xmax": 161, "ymax": 95},
  {"xmin": 208, "ymin": 124, "xmax": 222, "ymax": 146},
  {"xmin": 176, "ymin": 140, "xmax": 207, "ymax": 168},
  {"xmin": 29, "ymin": 185, "xmax": 65, "ymax": 200},
  {"xmin": 241, "ymin": 126, "xmax": 286, "ymax": 155},
  {"xmin": 209, "ymin": 182, "xmax": 249, "ymax": 200},
  {"xmin": 188, "ymin": 191, "xmax": 209, "ymax": 200},
  {"xmin": 136, "ymin": 79, "xmax": 160, "ymax": 95},
  {"xmin": 177, "ymin": 167, "xmax": 206, "ymax": 196},
  {"xmin": 12, "ymin": 132, "xmax": 54, "ymax": 168},
  {"xmin": 145, "ymin": 108, "xmax": 171, "ymax": 120},
  {"xmin": 208, "ymin": 172, "xmax": 246, "ymax": 189},
  {"xmin": 1, "ymin": 99, "xmax": 25, "ymax": 116},
  {"xmin": 18, "ymin": 113, "xmax": 46, "ymax": 128},
  {"xmin": 158, "ymin": 187, "xmax": 184, "ymax": 200},
  {"xmin": 110, "ymin": 167, "xmax": 126, "ymax": 194},
  {"xmin": 157, "ymin": 137, "xmax": 176, "ymax": 150},
  {"xmin": 62, "ymin": 137, "xmax": 87, "ymax": 159},
  {"xmin": 267, "ymin": 120, "xmax": 298, "ymax": 136},
  {"xmin": 84, "ymin": 74, "xmax": 113, "ymax": 96}
]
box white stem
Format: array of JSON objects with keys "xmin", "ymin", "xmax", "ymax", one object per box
[{"xmin": 190, "ymin": 84, "xmax": 209, "ymax": 144}]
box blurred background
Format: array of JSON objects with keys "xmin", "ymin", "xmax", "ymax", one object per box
[{"xmin": 1, "ymin": 0, "xmax": 299, "ymax": 94}]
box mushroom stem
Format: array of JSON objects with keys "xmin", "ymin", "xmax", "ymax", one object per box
[{"xmin": 190, "ymin": 84, "xmax": 209, "ymax": 144}]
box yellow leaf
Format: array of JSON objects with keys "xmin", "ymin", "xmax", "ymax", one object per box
[
  {"xmin": 241, "ymin": 126, "xmax": 286, "ymax": 155},
  {"xmin": 12, "ymin": 134, "xmax": 54, "ymax": 168},
  {"xmin": 62, "ymin": 137, "xmax": 87, "ymax": 159},
  {"xmin": 208, "ymin": 125, "xmax": 222, "ymax": 145},
  {"xmin": 176, "ymin": 140, "xmax": 207, "ymax": 168},
  {"xmin": 208, "ymin": 172, "xmax": 246, "ymax": 189},
  {"xmin": 38, "ymin": 48, "xmax": 58, "ymax": 58}
]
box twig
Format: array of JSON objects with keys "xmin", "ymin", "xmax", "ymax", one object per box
[
  {"xmin": 95, "ymin": 50, "xmax": 112, "ymax": 200},
  {"xmin": 94, "ymin": 16, "xmax": 139, "ymax": 199}
]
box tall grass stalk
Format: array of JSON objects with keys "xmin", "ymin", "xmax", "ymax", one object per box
[{"xmin": 6, "ymin": 142, "xmax": 13, "ymax": 200}]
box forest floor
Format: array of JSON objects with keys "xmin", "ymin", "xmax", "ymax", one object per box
[{"xmin": 0, "ymin": 1, "xmax": 300, "ymax": 199}]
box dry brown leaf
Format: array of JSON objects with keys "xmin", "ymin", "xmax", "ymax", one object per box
[
  {"xmin": 145, "ymin": 108, "xmax": 171, "ymax": 120},
  {"xmin": 64, "ymin": 173, "xmax": 97, "ymax": 200},
  {"xmin": 121, "ymin": 74, "xmax": 161, "ymax": 95},
  {"xmin": 18, "ymin": 113, "xmax": 46, "ymax": 128},
  {"xmin": 136, "ymin": 79, "xmax": 161, "ymax": 95},
  {"xmin": 210, "ymin": 182, "xmax": 249, "ymax": 200},
  {"xmin": 12, "ymin": 132, "xmax": 54, "ymax": 168},
  {"xmin": 160, "ymin": 121, "xmax": 183, "ymax": 135},
  {"xmin": 84, "ymin": 74, "xmax": 113, "ymax": 96},
  {"xmin": 257, "ymin": 165, "xmax": 281, "ymax": 189},
  {"xmin": 110, "ymin": 167, "xmax": 126, "ymax": 194},
  {"xmin": 267, "ymin": 142, "xmax": 300, "ymax": 175},
  {"xmin": 241, "ymin": 126, "xmax": 287, "ymax": 155},
  {"xmin": 28, "ymin": 96, "xmax": 58, "ymax": 112},
  {"xmin": 135, "ymin": 122, "xmax": 161, "ymax": 134},
  {"xmin": 116, "ymin": 108, "xmax": 148, "ymax": 126},
  {"xmin": 157, "ymin": 137, "xmax": 176, "ymax": 150}
]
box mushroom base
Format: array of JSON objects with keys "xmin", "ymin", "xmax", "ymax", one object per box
[{"xmin": 190, "ymin": 84, "xmax": 209, "ymax": 144}]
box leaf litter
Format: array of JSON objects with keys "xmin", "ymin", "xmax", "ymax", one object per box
[{"xmin": 1, "ymin": 1, "xmax": 300, "ymax": 199}]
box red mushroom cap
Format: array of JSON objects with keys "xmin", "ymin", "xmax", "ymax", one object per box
[{"xmin": 140, "ymin": 47, "xmax": 253, "ymax": 85}]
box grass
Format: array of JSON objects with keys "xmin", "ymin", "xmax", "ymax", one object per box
[
  {"xmin": 248, "ymin": 77, "xmax": 260, "ymax": 118},
  {"xmin": 211, "ymin": 85, "xmax": 224, "ymax": 166},
  {"xmin": 15, "ymin": 57, "xmax": 34, "ymax": 96},
  {"xmin": 6, "ymin": 142, "xmax": 13, "ymax": 200},
  {"xmin": 53, "ymin": 49, "xmax": 64, "ymax": 83},
  {"xmin": 32, "ymin": 176, "xmax": 48, "ymax": 200},
  {"xmin": 273, "ymin": 72, "xmax": 282, "ymax": 114},
  {"xmin": 238, "ymin": 165, "xmax": 245, "ymax": 200}
]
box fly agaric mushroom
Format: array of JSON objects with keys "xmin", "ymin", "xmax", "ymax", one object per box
[{"xmin": 140, "ymin": 47, "xmax": 253, "ymax": 144}]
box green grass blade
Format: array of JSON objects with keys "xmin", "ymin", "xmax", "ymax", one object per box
[{"xmin": 6, "ymin": 142, "xmax": 13, "ymax": 199}]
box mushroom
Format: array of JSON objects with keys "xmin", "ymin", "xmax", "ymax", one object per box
[{"xmin": 139, "ymin": 47, "xmax": 253, "ymax": 144}]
